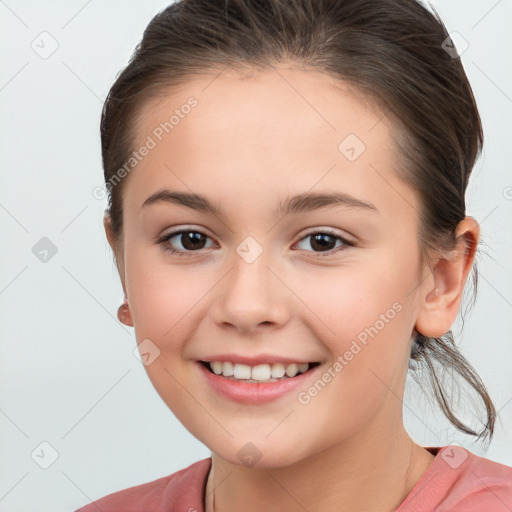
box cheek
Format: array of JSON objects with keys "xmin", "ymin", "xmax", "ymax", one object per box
[
  {"xmin": 291, "ymin": 258, "xmax": 416, "ymax": 397},
  {"xmin": 125, "ymin": 247, "xmax": 209, "ymax": 341},
  {"xmin": 294, "ymin": 258, "xmax": 413, "ymax": 344},
  {"xmin": 288, "ymin": 267, "xmax": 414, "ymax": 444},
  {"xmin": 123, "ymin": 250, "xmax": 204, "ymax": 418}
]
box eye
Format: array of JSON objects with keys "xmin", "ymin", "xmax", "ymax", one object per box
[
  {"xmin": 158, "ymin": 228, "xmax": 217, "ymax": 256},
  {"xmin": 294, "ymin": 230, "xmax": 355, "ymax": 258},
  {"xmin": 157, "ymin": 227, "xmax": 355, "ymax": 258}
]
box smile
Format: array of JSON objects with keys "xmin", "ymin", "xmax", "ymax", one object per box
[
  {"xmin": 198, "ymin": 359, "xmax": 322, "ymax": 404},
  {"xmin": 202, "ymin": 361, "xmax": 320, "ymax": 382}
]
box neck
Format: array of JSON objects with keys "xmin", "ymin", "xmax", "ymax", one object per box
[{"xmin": 205, "ymin": 426, "xmax": 435, "ymax": 512}]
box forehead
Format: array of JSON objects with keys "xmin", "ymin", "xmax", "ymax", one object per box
[
  {"xmin": 134, "ymin": 65, "xmax": 384, "ymax": 148},
  {"xmin": 125, "ymin": 65, "xmax": 418, "ymax": 222}
]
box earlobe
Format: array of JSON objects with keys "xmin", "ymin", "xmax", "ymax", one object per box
[
  {"xmin": 117, "ymin": 296, "xmax": 134, "ymax": 327},
  {"xmin": 415, "ymin": 217, "xmax": 479, "ymax": 338}
]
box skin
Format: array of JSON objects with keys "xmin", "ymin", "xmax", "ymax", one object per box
[{"xmin": 104, "ymin": 65, "xmax": 479, "ymax": 512}]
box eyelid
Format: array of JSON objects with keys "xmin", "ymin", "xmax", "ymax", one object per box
[
  {"xmin": 157, "ymin": 226, "xmax": 217, "ymax": 253},
  {"xmin": 297, "ymin": 227, "xmax": 357, "ymax": 245},
  {"xmin": 157, "ymin": 225, "xmax": 357, "ymax": 258},
  {"xmin": 292, "ymin": 228, "xmax": 356, "ymax": 258},
  {"xmin": 157, "ymin": 225, "xmax": 356, "ymax": 244},
  {"xmin": 155, "ymin": 225, "xmax": 213, "ymax": 243}
]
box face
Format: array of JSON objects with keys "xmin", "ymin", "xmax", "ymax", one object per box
[{"xmin": 111, "ymin": 66, "xmax": 431, "ymax": 468}]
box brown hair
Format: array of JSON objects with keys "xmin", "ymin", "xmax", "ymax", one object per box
[{"xmin": 101, "ymin": 0, "xmax": 496, "ymax": 444}]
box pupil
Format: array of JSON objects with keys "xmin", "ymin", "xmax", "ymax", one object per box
[
  {"xmin": 180, "ymin": 233, "xmax": 336, "ymax": 252},
  {"xmin": 311, "ymin": 234, "xmax": 335, "ymax": 251},
  {"xmin": 182, "ymin": 232, "xmax": 205, "ymax": 250}
]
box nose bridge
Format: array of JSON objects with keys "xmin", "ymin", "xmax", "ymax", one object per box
[
  {"xmin": 215, "ymin": 235, "xmax": 288, "ymax": 331},
  {"xmin": 230, "ymin": 236, "xmax": 275, "ymax": 307}
]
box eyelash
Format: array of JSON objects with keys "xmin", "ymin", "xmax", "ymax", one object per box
[{"xmin": 157, "ymin": 228, "xmax": 356, "ymax": 258}]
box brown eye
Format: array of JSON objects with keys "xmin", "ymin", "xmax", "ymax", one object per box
[
  {"xmin": 295, "ymin": 231, "xmax": 355, "ymax": 257},
  {"xmin": 159, "ymin": 229, "xmax": 216, "ymax": 255},
  {"xmin": 309, "ymin": 233, "xmax": 338, "ymax": 251}
]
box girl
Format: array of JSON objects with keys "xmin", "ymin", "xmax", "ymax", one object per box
[{"xmin": 76, "ymin": 0, "xmax": 512, "ymax": 510}]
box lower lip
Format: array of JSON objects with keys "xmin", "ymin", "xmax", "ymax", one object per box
[{"xmin": 197, "ymin": 362, "xmax": 321, "ymax": 404}]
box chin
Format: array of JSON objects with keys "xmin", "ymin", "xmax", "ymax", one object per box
[{"xmin": 210, "ymin": 438, "xmax": 309, "ymax": 470}]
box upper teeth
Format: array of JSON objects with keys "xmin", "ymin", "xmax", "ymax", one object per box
[{"xmin": 208, "ymin": 361, "xmax": 309, "ymax": 380}]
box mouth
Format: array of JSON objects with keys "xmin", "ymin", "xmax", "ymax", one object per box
[{"xmin": 199, "ymin": 360, "xmax": 321, "ymax": 383}]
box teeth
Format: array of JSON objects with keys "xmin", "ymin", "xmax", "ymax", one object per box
[
  {"xmin": 233, "ymin": 364, "xmax": 251, "ymax": 380},
  {"xmin": 298, "ymin": 362, "xmax": 308, "ymax": 373},
  {"xmin": 207, "ymin": 361, "xmax": 312, "ymax": 382},
  {"xmin": 285, "ymin": 363, "xmax": 298, "ymax": 377},
  {"xmin": 252, "ymin": 364, "xmax": 271, "ymax": 381},
  {"xmin": 223, "ymin": 361, "xmax": 234, "ymax": 376},
  {"xmin": 210, "ymin": 361, "xmax": 223, "ymax": 375},
  {"xmin": 271, "ymin": 363, "xmax": 286, "ymax": 378}
]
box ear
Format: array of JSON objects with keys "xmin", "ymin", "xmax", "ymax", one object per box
[
  {"xmin": 104, "ymin": 210, "xmax": 117, "ymax": 252},
  {"xmin": 415, "ymin": 217, "xmax": 479, "ymax": 338},
  {"xmin": 103, "ymin": 211, "xmax": 133, "ymax": 327}
]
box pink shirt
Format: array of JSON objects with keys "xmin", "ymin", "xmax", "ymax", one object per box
[{"xmin": 75, "ymin": 445, "xmax": 512, "ymax": 511}]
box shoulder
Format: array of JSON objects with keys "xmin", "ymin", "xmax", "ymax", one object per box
[
  {"xmin": 443, "ymin": 445, "xmax": 512, "ymax": 511},
  {"xmin": 74, "ymin": 457, "xmax": 212, "ymax": 512},
  {"xmin": 400, "ymin": 445, "xmax": 512, "ymax": 512}
]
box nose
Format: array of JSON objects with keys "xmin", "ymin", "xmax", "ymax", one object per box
[{"xmin": 211, "ymin": 246, "xmax": 290, "ymax": 335}]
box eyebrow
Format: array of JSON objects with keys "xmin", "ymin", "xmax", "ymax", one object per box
[{"xmin": 141, "ymin": 189, "xmax": 379, "ymax": 217}]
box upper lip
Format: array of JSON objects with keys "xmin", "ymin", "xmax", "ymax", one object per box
[{"xmin": 198, "ymin": 353, "xmax": 320, "ymax": 366}]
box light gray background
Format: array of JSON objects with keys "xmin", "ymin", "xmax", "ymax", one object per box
[{"xmin": 0, "ymin": 1, "xmax": 511, "ymax": 511}]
